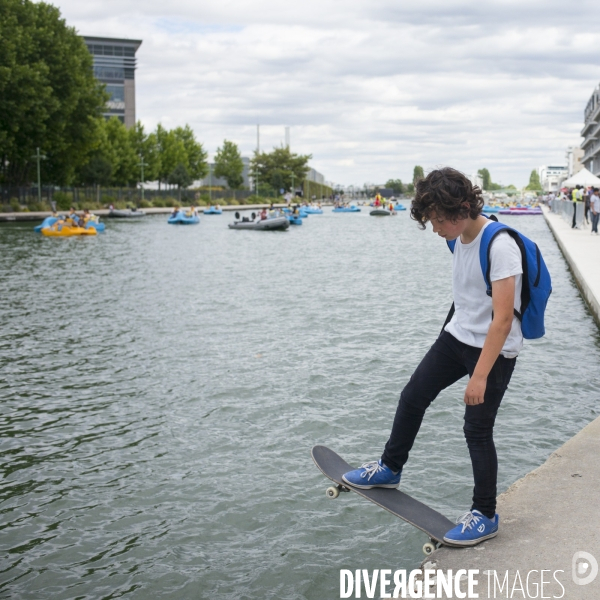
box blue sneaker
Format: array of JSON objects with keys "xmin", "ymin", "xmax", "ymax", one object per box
[
  {"xmin": 341, "ymin": 460, "xmax": 401, "ymax": 489},
  {"xmin": 443, "ymin": 510, "xmax": 499, "ymax": 546}
]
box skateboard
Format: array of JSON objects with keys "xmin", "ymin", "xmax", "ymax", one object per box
[{"xmin": 311, "ymin": 445, "xmax": 459, "ymax": 555}]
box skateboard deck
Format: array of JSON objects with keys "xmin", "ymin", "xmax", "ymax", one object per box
[{"xmin": 311, "ymin": 445, "xmax": 458, "ymax": 552}]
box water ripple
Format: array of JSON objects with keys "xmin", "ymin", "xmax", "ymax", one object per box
[{"xmin": 0, "ymin": 214, "xmax": 598, "ymax": 598}]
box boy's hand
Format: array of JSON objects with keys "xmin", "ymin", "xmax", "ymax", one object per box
[{"xmin": 464, "ymin": 374, "xmax": 487, "ymax": 405}]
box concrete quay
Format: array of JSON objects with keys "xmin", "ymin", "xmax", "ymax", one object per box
[
  {"xmin": 419, "ymin": 416, "xmax": 600, "ymax": 599},
  {"xmin": 542, "ymin": 205, "xmax": 600, "ymax": 326},
  {"xmin": 412, "ymin": 207, "xmax": 600, "ymax": 599}
]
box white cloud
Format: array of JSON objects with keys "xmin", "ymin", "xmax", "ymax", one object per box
[{"xmin": 54, "ymin": 0, "xmax": 600, "ymax": 187}]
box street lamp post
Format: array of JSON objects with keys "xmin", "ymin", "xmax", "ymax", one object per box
[
  {"xmin": 138, "ymin": 154, "xmax": 148, "ymax": 204},
  {"xmin": 31, "ymin": 147, "xmax": 46, "ymax": 205}
]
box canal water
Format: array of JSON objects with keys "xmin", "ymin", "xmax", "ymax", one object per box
[{"xmin": 1, "ymin": 210, "xmax": 598, "ymax": 599}]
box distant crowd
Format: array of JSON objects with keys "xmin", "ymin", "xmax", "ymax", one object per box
[{"xmin": 545, "ymin": 185, "xmax": 600, "ymax": 233}]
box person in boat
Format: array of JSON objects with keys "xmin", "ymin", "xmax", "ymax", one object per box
[
  {"xmin": 172, "ymin": 206, "xmax": 180, "ymax": 217},
  {"xmin": 292, "ymin": 205, "xmax": 300, "ymax": 216},
  {"xmin": 259, "ymin": 208, "xmax": 268, "ymax": 220},
  {"xmin": 186, "ymin": 205, "xmax": 197, "ymax": 217},
  {"xmin": 342, "ymin": 167, "xmax": 526, "ymax": 548}
]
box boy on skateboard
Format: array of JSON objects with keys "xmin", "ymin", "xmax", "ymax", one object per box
[{"xmin": 342, "ymin": 168, "xmax": 523, "ymax": 546}]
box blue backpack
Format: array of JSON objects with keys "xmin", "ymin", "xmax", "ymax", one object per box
[{"xmin": 446, "ymin": 220, "xmax": 552, "ymax": 339}]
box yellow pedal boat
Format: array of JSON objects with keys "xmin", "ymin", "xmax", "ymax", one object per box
[{"xmin": 41, "ymin": 224, "xmax": 97, "ymax": 237}]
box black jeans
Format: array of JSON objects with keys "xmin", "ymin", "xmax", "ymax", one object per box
[{"xmin": 381, "ymin": 331, "xmax": 516, "ymax": 518}]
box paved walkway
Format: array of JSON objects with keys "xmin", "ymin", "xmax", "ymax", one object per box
[
  {"xmin": 414, "ymin": 207, "xmax": 600, "ymax": 599},
  {"xmin": 542, "ymin": 205, "xmax": 600, "ymax": 325},
  {"xmin": 419, "ymin": 416, "xmax": 600, "ymax": 599}
]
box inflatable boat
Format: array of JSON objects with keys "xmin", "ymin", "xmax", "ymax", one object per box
[
  {"xmin": 107, "ymin": 209, "xmax": 146, "ymax": 218},
  {"xmin": 203, "ymin": 207, "xmax": 223, "ymax": 215},
  {"xmin": 370, "ymin": 209, "xmax": 392, "ymax": 216},
  {"xmin": 228, "ymin": 216, "xmax": 289, "ymax": 230}
]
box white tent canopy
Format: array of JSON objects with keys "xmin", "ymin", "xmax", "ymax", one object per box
[{"xmin": 561, "ymin": 167, "xmax": 600, "ymax": 188}]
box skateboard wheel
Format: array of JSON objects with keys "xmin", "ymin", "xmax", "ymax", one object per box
[
  {"xmin": 326, "ymin": 486, "xmax": 340, "ymax": 499},
  {"xmin": 422, "ymin": 542, "xmax": 436, "ymax": 556}
]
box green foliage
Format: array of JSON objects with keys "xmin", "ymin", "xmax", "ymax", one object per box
[
  {"xmin": 257, "ymin": 182, "xmax": 276, "ymax": 198},
  {"xmin": 526, "ymin": 170, "xmax": 542, "ymax": 191},
  {"xmin": 406, "ymin": 183, "xmax": 415, "ymax": 194},
  {"xmin": 0, "ymin": 0, "xmax": 108, "ymax": 185},
  {"xmin": 167, "ymin": 163, "xmax": 192, "ymax": 189},
  {"xmin": 78, "ymin": 155, "xmax": 113, "ymax": 186},
  {"xmin": 251, "ymin": 146, "xmax": 311, "ymax": 193},
  {"xmin": 9, "ymin": 198, "xmax": 21, "ymax": 212},
  {"xmin": 174, "ymin": 125, "xmax": 208, "ymax": 181},
  {"xmin": 413, "ymin": 166, "xmax": 424, "ymax": 185},
  {"xmin": 477, "ymin": 168, "xmax": 503, "ymax": 191},
  {"xmin": 385, "ymin": 179, "xmax": 404, "ymax": 194},
  {"xmin": 129, "ymin": 123, "xmax": 160, "ymax": 182},
  {"xmin": 214, "ymin": 140, "xmax": 244, "ymax": 189},
  {"xmin": 53, "ymin": 191, "xmax": 71, "ymax": 210},
  {"xmin": 477, "ymin": 168, "xmax": 491, "ymax": 191}
]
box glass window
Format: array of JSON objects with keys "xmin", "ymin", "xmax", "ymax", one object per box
[
  {"xmin": 106, "ymin": 85, "xmax": 125, "ymax": 102},
  {"xmin": 124, "ymin": 47, "xmax": 135, "ymax": 57},
  {"xmin": 103, "ymin": 45, "xmax": 114, "ymax": 55},
  {"xmin": 113, "ymin": 46, "xmax": 124, "ymax": 56},
  {"xmin": 94, "ymin": 66, "xmax": 125, "ymax": 80}
]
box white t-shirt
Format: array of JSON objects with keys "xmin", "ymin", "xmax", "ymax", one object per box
[
  {"xmin": 590, "ymin": 194, "xmax": 600, "ymax": 212},
  {"xmin": 445, "ymin": 220, "xmax": 524, "ymax": 358}
]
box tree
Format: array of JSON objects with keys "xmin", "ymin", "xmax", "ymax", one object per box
[
  {"xmin": 477, "ymin": 168, "xmax": 502, "ymax": 190},
  {"xmin": 478, "ymin": 168, "xmax": 492, "ymax": 191},
  {"xmin": 250, "ymin": 146, "xmax": 311, "ymax": 193},
  {"xmin": 526, "ymin": 170, "xmax": 543, "ymax": 191},
  {"xmin": 173, "ymin": 125, "xmax": 208, "ymax": 181},
  {"xmin": 0, "ymin": 0, "xmax": 108, "ymax": 185},
  {"xmin": 385, "ymin": 179, "xmax": 404, "ymax": 194},
  {"xmin": 155, "ymin": 125, "xmax": 187, "ymax": 188},
  {"xmin": 214, "ymin": 140, "xmax": 244, "ymax": 189},
  {"xmin": 78, "ymin": 155, "xmax": 113, "ymax": 187},
  {"xmin": 167, "ymin": 163, "xmax": 192, "ymax": 189},
  {"xmin": 104, "ymin": 117, "xmax": 138, "ymax": 186},
  {"xmin": 413, "ymin": 166, "xmax": 424, "ymax": 185}
]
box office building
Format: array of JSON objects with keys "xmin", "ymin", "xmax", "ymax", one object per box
[{"xmin": 82, "ymin": 36, "xmax": 142, "ymax": 128}]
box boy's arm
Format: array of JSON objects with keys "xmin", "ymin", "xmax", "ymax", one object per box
[{"xmin": 464, "ymin": 275, "xmax": 516, "ymax": 405}]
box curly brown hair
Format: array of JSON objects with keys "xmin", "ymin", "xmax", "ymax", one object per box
[{"xmin": 410, "ymin": 167, "xmax": 483, "ymax": 229}]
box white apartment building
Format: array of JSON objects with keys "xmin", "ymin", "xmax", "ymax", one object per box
[
  {"xmin": 581, "ymin": 84, "xmax": 600, "ymax": 176},
  {"xmin": 566, "ymin": 146, "xmax": 584, "ymax": 178},
  {"xmin": 538, "ymin": 165, "xmax": 568, "ymax": 192}
]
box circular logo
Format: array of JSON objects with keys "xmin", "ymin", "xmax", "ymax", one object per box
[{"xmin": 572, "ymin": 551, "xmax": 599, "ymax": 586}]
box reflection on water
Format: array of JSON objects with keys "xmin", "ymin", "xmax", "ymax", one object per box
[{"xmin": 0, "ymin": 213, "xmax": 598, "ymax": 599}]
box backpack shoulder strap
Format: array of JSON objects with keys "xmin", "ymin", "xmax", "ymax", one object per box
[
  {"xmin": 479, "ymin": 222, "xmax": 529, "ymax": 319},
  {"xmin": 479, "ymin": 221, "xmax": 512, "ymax": 295},
  {"xmin": 446, "ymin": 239, "xmax": 456, "ymax": 253}
]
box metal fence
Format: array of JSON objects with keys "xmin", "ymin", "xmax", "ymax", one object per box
[
  {"xmin": 0, "ymin": 186, "xmax": 256, "ymax": 209},
  {"xmin": 550, "ymin": 199, "xmax": 586, "ymax": 228}
]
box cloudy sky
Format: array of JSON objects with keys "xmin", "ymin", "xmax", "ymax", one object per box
[{"xmin": 55, "ymin": 0, "xmax": 600, "ymax": 188}]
